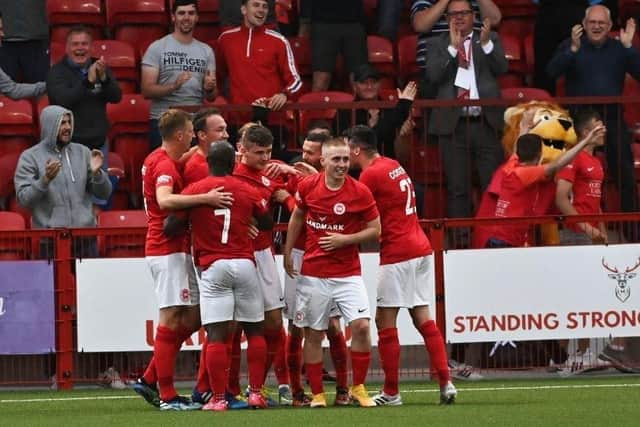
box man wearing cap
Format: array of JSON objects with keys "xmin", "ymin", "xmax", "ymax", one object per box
[
  {"xmin": 338, "ymin": 63, "xmax": 417, "ymax": 160},
  {"xmin": 423, "ymin": 0, "xmax": 507, "ymax": 246}
]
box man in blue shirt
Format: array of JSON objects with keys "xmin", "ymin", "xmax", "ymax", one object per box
[{"xmin": 546, "ymin": 4, "xmax": 640, "ymax": 217}]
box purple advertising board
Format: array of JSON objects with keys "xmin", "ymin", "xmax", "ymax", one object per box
[{"xmin": 0, "ymin": 261, "xmax": 55, "ymax": 354}]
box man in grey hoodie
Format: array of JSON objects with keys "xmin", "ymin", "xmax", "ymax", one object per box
[{"xmin": 14, "ymin": 105, "xmax": 112, "ymax": 256}]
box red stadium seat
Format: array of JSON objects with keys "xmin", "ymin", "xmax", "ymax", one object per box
[
  {"xmin": 494, "ymin": 0, "xmax": 537, "ymax": 18},
  {"xmin": 408, "ymin": 142, "xmax": 443, "ymax": 186},
  {"xmin": 397, "ymin": 35, "xmax": 420, "ymax": 85},
  {"xmin": 288, "ymin": 36, "xmax": 312, "ymax": 94},
  {"xmin": 97, "ymin": 210, "xmax": 147, "ymax": 257},
  {"xmin": 501, "ymin": 87, "xmax": 552, "ymax": 101},
  {"xmin": 379, "ymin": 88, "xmax": 399, "ymax": 102},
  {"xmin": 107, "ymin": 95, "xmax": 152, "ymax": 207},
  {"xmin": 297, "ymin": 91, "xmax": 354, "ymax": 135},
  {"xmin": 168, "ymin": 0, "xmax": 220, "ymax": 41},
  {"xmin": 523, "ymin": 33, "xmax": 534, "ymax": 76},
  {"xmin": 498, "ymin": 17, "xmax": 535, "ymax": 40},
  {"xmin": 498, "ymin": 73, "xmax": 525, "ymax": 89},
  {"xmin": 47, "ymin": 0, "xmax": 105, "ymax": 43},
  {"xmin": 367, "ymin": 35, "xmax": 396, "ymax": 90},
  {"xmin": 0, "ymin": 152, "xmax": 20, "ymax": 202},
  {"xmin": 0, "ymin": 211, "xmax": 29, "ymax": 260},
  {"xmin": 500, "ymin": 33, "xmax": 525, "ymax": 74},
  {"xmin": 91, "ymin": 40, "xmax": 138, "ymax": 93},
  {"xmin": 105, "ymin": 0, "xmax": 169, "ymax": 53},
  {"xmin": 0, "ymin": 97, "xmax": 36, "ymax": 158},
  {"xmin": 7, "ymin": 195, "xmax": 31, "ymax": 227}
]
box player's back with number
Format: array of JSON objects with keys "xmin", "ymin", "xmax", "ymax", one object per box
[
  {"xmin": 183, "ymin": 176, "xmax": 268, "ymax": 269},
  {"xmin": 359, "ymin": 156, "xmax": 431, "ymax": 265}
]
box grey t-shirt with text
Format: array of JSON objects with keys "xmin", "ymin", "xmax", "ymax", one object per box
[{"xmin": 142, "ymin": 34, "xmax": 215, "ymax": 119}]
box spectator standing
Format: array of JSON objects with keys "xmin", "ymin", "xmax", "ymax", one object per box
[
  {"xmin": 14, "ymin": 106, "xmax": 112, "ymax": 253},
  {"xmin": 0, "ymin": 12, "xmax": 46, "ymax": 98},
  {"xmin": 142, "ymin": 0, "xmax": 217, "ymax": 151},
  {"xmin": 546, "ymin": 5, "xmax": 640, "ymax": 217},
  {"xmin": 299, "ymin": 0, "xmax": 368, "ymax": 91},
  {"xmin": 0, "ymin": 0, "xmax": 49, "ymax": 83},
  {"xmin": 47, "ymin": 27, "xmax": 122, "ymax": 159},
  {"xmin": 411, "ymin": 0, "xmax": 501, "ymax": 97},
  {"xmin": 424, "ymin": 0, "xmax": 507, "ymax": 245}
]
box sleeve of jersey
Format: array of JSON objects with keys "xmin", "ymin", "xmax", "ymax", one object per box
[
  {"xmin": 155, "ymin": 161, "xmax": 177, "ymax": 190},
  {"xmin": 294, "ymin": 181, "xmax": 308, "ymax": 211},
  {"xmin": 556, "ymin": 162, "xmax": 577, "ymax": 183},
  {"xmin": 279, "ymin": 37, "xmax": 302, "ymax": 97},
  {"xmin": 515, "ymin": 165, "xmax": 547, "ymax": 187}
]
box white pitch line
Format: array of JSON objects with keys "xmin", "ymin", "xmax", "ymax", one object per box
[{"xmin": 1, "ymin": 382, "xmax": 639, "ymax": 404}]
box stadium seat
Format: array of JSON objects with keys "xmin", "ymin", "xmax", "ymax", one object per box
[
  {"xmin": 397, "ymin": 35, "xmax": 420, "ymax": 85},
  {"xmin": 500, "ymin": 87, "xmax": 552, "ymax": 101},
  {"xmin": 0, "ymin": 211, "xmax": 29, "ymax": 260},
  {"xmin": 288, "ymin": 36, "xmax": 312, "ymax": 94},
  {"xmin": 105, "ymin": 0, "xmax": 169, "ymax": 53},
  {"xmin": 49, "ymin": 41, "xmax": 66, "ymax": 66},
  {"xmin": 379, "ymin": 88, "xmax": 399, "ymax": 102},
  {"xmin": 297, "ymin": 91, "xmax": 354, "ymax": 136},
  {"xmin": 407, "ymin": 141, "xmax": 443, "ymax": 186},
  {"xmin": 523, "ymin": 33, "xmax": 534, "ymax": 76},
  {"xmin": 47, "ymin": 0, "xmax": 105, "ymax": 44},
  {"xmin": 367, "ymin": 35, "xmax": 396, "ymax": 90},
  {"xmin": 500, "ymin": 33, "xmax": 525, "ymax": 74},
  {"xmin": 0, "ymin": 97, "xmax": 36, "ymax": 158},
  {"xmin": 494, "ymin": 0, "xmax": 537, "ymax": 19},
  {"xmin": 106, "ymin": 95, "xmax": 152, "ymax": 207},
  {"xmin": 0, "ymin": 152, "xmax": 20, "ymax": 204},
  {"xmin": 169, "ymin": 0, "xmax": 220, "ymax": 41},
  {"xmin": 91, "ymin": 40, "xmax": 138, "ymax": 93},
  {"xmin": 498, "ymin": 17, "xmax": 535, "ymax": 40},
  {"xmin": 97, "ymin": 210, "xmax": 147, "ymax": 257}
]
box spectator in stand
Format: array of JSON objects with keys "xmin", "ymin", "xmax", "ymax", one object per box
[
  {"xmin": 0, "ymin": 12, "xmax": 45, "ymax": 98},
  {"xmin": 377, "ymin": 0, "xmax": 405, "ymax": 41},
  {"xmin": 299, "ymin": 0, "xmax": 368, "ymax": 91},
  {"xmin": 217, "ymin": 0, "xmax": 301, "ymax": 160},
  {"xmin": 0, "ymin": 1, "xmax": 49, "ymax": 83},
  {"xmin": 532, "ymin": 1, "xmax": 603, "ymax": 95},
  {"xmin": 142, "ymin": 0, "xmax": 217, "ymax": 151},
  {"xmin": 411, "ymin": 0, "xmax": 501, "ymax": 98},
  {"xmin": 14, "ymin": 106, "xmax": 112, "ymax": 253},
  {"xmin": 47, "ymin": 26, "xmax": 122, "ymax": 180},
  {"xmin": 424, "ymin": 0, "xmax": 507, "ymax": 247},
  {"xmin": 337, "ymin": 63, "xmax": 416, "ymax": 159},
  {"xmin": 546, "ymin": 5, "xmax": 640, "ymax": 221},
  {"xmin": 220, "ymin": 0, "xmax": 276, "ymax": 28}
]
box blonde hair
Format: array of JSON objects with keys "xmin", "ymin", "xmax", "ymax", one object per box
[{"xmin": 158, "ymin": 109, "xmax": 192, "ymax": 140}]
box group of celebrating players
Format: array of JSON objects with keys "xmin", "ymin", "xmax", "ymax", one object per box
[{"xmin": 132, "ymin": 107, "xmax": 457, "ymax": 411}]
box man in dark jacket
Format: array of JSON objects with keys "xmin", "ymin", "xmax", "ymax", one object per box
[{"xmin": 46, "ymin": 26, "xmax": 122, "ymax": 156}]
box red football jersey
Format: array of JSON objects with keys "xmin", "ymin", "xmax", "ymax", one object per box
[
  {"xmin": 296, "ymin": 173, "xmax": 379, "ymax": 278},
  {"xmin": 234, "ymin": 162, "xmax": 284, "ymax": 251},
  {"xmin": 359, "ymin": 156, "xmax": 431, "ymax": 264},
  {"xmin": 490, "ymin": 163, "xmax": 547, "ymax": 246},
  {"xmin": 183, "ymin": 150, "xmax": 209, "ymax": 186},
  {"xmin": 556, "ymin": 151, "xmax": 604, "ymax": 230},
  {"xmin": 472, "ymin": 157, "xmax": 511, "ymax": 248},
  {"xmin": 183, "ymin": 176, "xmax": 269, "ymax": 269},
  {"xmin": 142, "ymin": 148, "xmax": 189, "ymax": 256}
]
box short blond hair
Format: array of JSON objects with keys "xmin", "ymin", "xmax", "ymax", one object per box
[
  {"xmin": 321, "ymin": 137, "xmax": 348, "ymax": 155},
  {"xmin": 158, "ymin": 109, "xmax": 192, "ymax": 140}
]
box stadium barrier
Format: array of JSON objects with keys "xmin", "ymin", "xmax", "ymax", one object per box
[{"xmin": 1, "ymin": 213, "xmax": 640, "ymax": 389}]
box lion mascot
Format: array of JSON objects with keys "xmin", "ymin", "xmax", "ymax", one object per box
[{"xmin": 472, "ymin": 101, "xmax": 578, "ymax": 248}]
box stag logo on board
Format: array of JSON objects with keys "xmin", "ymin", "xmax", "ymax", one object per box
[{"xmin": 602, "ymin": 257, "xmax": 640, "ymax": 303}]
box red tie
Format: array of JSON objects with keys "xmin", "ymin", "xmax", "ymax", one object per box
[{"xmin": 457, "ymin": 37, "xmax": 471, "ymax": 99}]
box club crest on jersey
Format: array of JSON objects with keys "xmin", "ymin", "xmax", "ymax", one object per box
[
  {"xmin": 295, "ymin": 311, "xmax": 305, "ymax": 322},
  {"xmin": 157, "ymin": 175, "xmax": 172, "ymax": 185},
  {"xmin": 333, "ymin": 203, "xmax": 346, "ymax": 215},
  {"xmin": 261, "ymin": 176, "xmax": 271, "ymax": 187},
  {"xmin": 181, "ymin": 288, "xmax": 190, "ymax": 302}
]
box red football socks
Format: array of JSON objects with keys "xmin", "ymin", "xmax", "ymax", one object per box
[
  {"xmin": 273, "ymin": 327, "xmax": 290, "ymax": 385},
  {"xmin": 305, "ymin": 362, "xmax": 324, "ymax": 395},
  {"xmin": 195, "ymin": 338, "xmax": 210, "ymax": 393},
  {"xmin": 246, "ymin": 335, "xmax": 267, "ymax": 392},
  {"xmin": 286, "ymin": 334, "xmax": 304, "ymax": 393},
  {"xmin": 226, "ymin": 327, "xmax": 242, "ymax": 396},
  {"xmin": 263, "ymin": 327, "xmax": 283, "ymax": 383},
  {"xmin": 350, "ymin": 351, "xmax": 371, "ymax": 386},
  {"xmin": 378, "ymin": 328, "xmax": 400, "ymax": 396},
  {"xmin": 419, "ymin": 320, "xmax": 450, "ymax": 387},
  {"xmin": 328, "ymin": 331, "xmax": 349, "ymax": 389},
  {"xmin": 154, "ymin": 326, "xmax": 179, "ymax": 401},
  {"xmin": 206, "ymin": 342, "xmax": 228, "ymax": 400}
]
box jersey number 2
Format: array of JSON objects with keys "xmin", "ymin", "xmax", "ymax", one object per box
[
  {"xmin": 215, "ymin": 208, "xmax": 231, "ymax": 244},
  {"xmin": 399, "ymin": 178, "xmax": 417, "ymax": 216}
]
